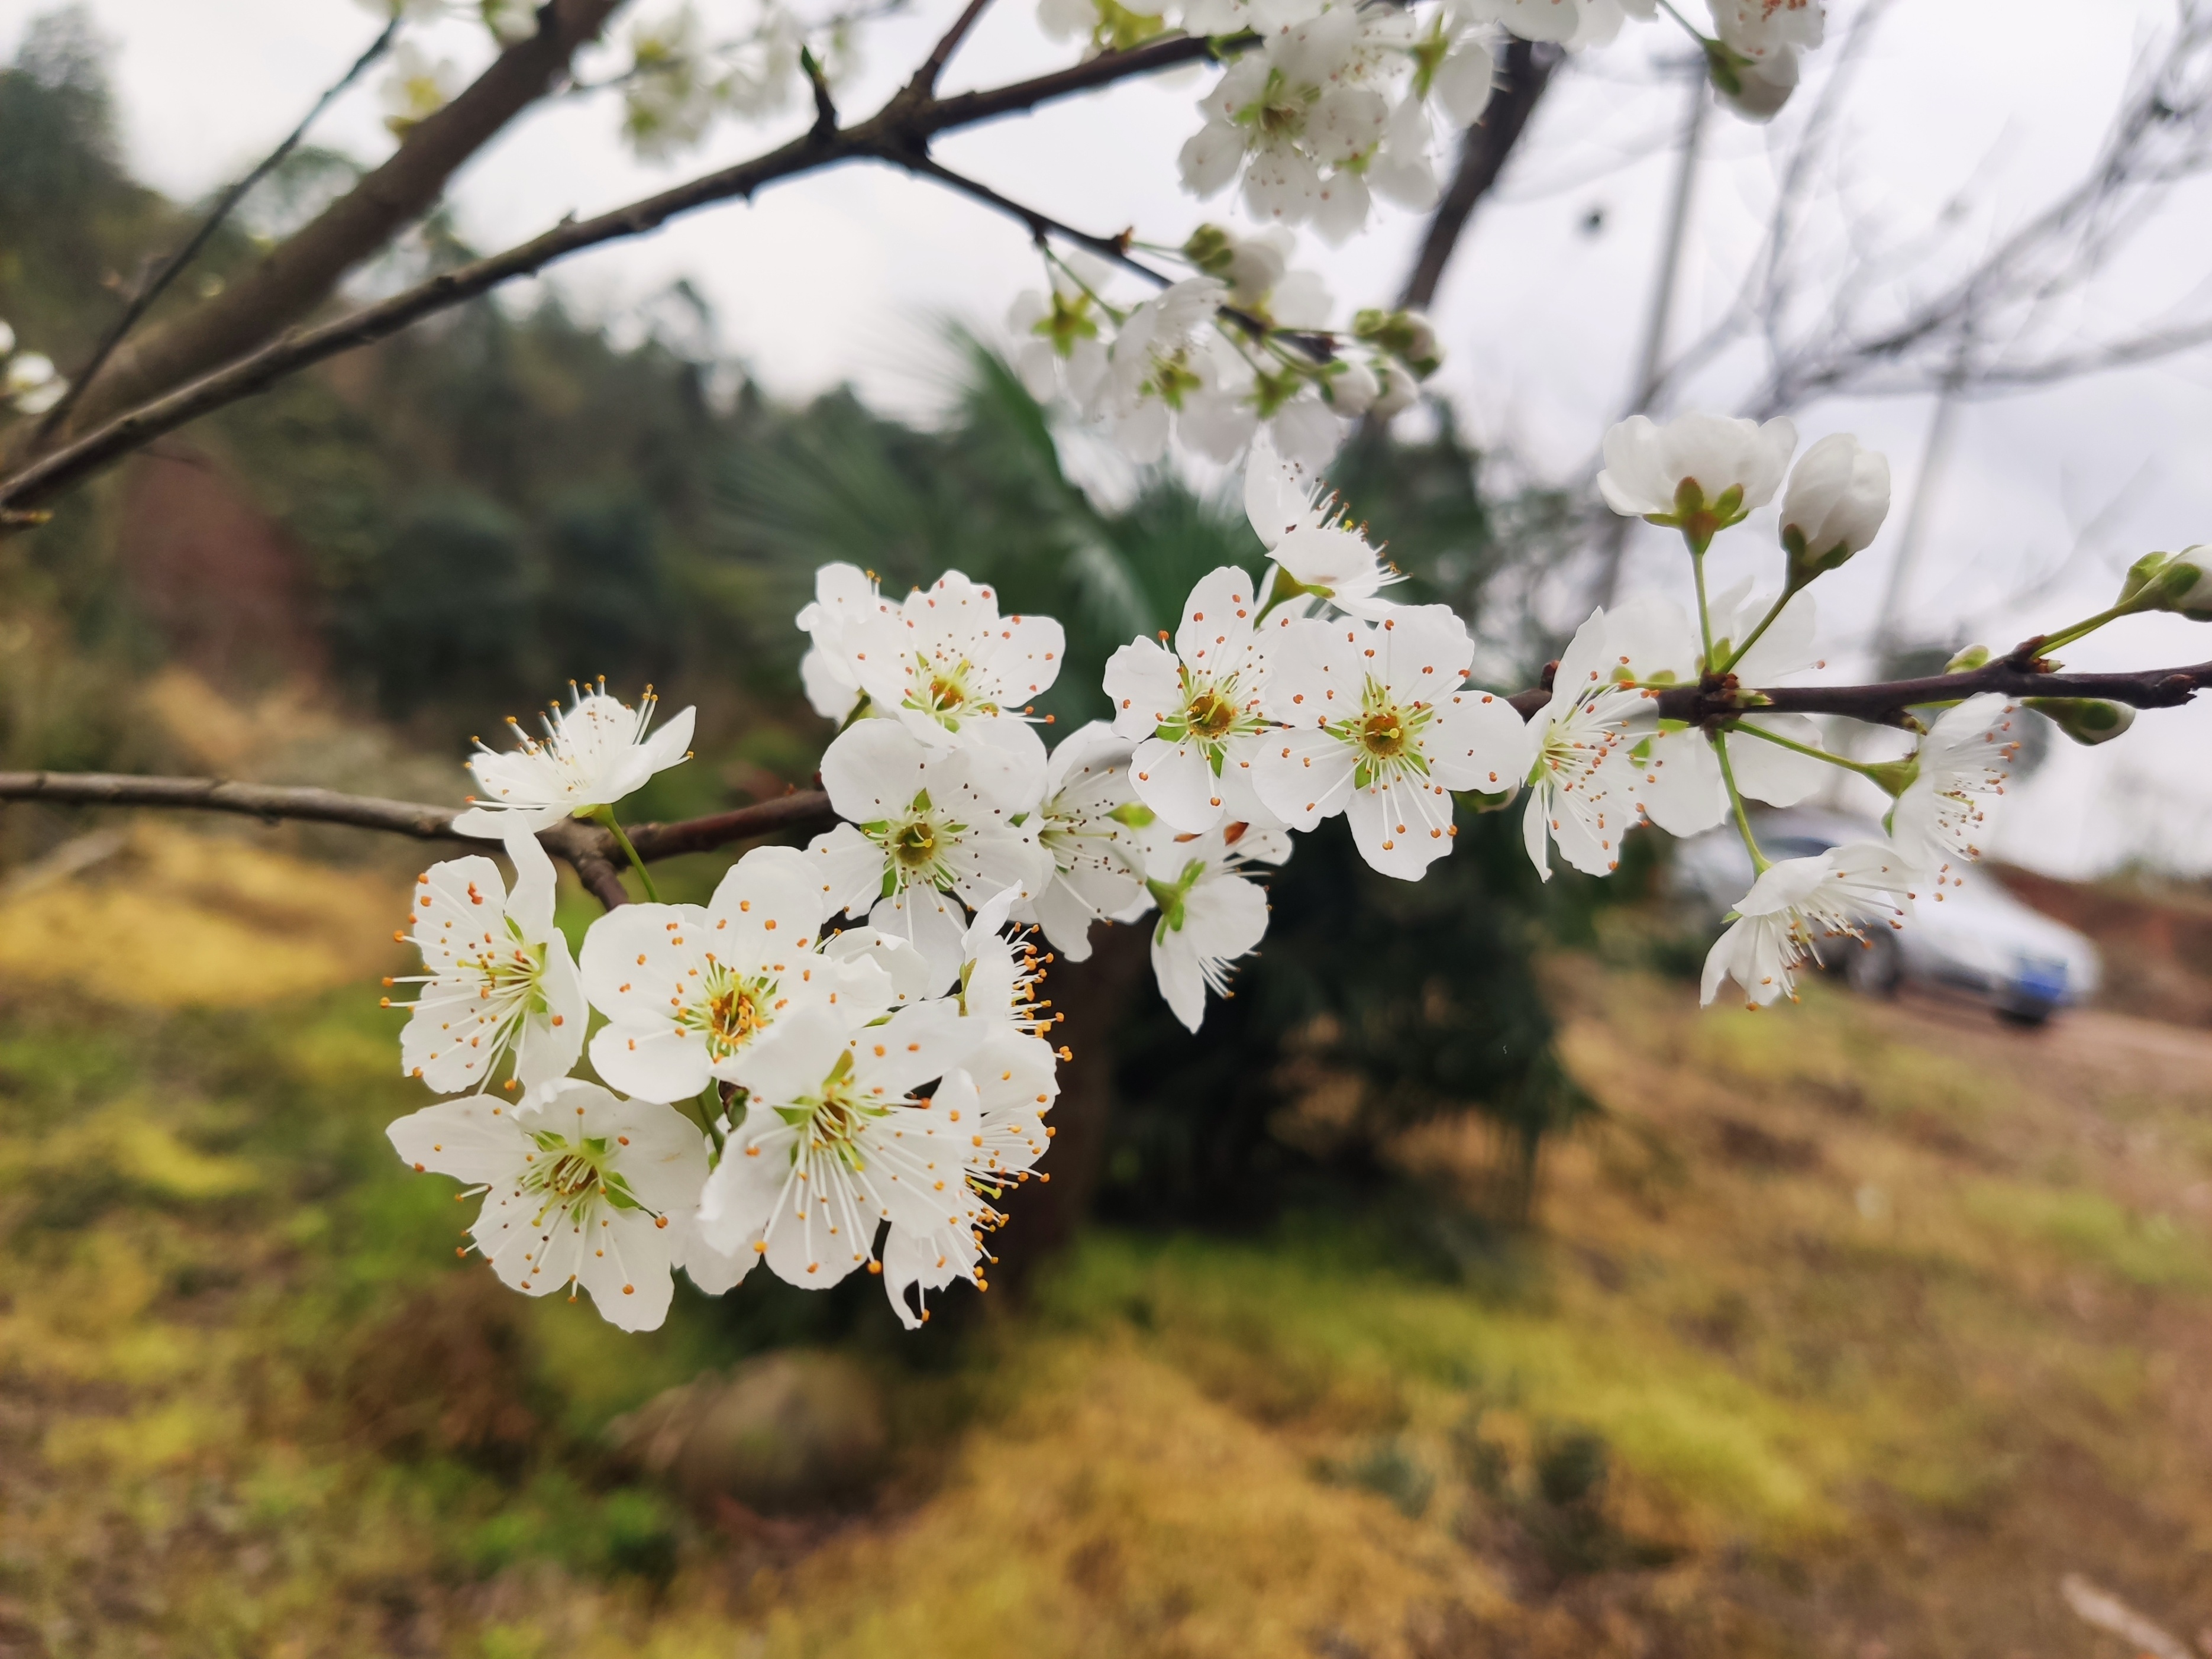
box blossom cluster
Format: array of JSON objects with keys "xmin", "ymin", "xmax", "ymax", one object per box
[
  {"xmin": 377, "ymin": 386, "xmax": 2204, "ymax": 1332},
  {"xmin": 1009, "ymin": 233, "xmax": 1442, "ymax": 472},
  {"xmin": 386, "ymin": 685, "xmax": 1064, "ymax": 1334}
]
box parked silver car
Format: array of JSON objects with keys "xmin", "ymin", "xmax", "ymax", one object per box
[{"xmin": 1668, "ymin": 808, "xmax": 2103, "ymax": 1025}]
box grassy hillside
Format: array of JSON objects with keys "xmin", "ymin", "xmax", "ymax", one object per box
[{"xmin": 4, "ymin": 816, "xmax": 2208, "ymax": 1658}]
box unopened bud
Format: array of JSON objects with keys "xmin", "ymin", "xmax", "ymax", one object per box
[
  {"xmin": 2117, "ymin": 546, "xmax": 2212, "ymax": 617},
  {"xmin": 1326, "ymin": 357, "xmax": 1380, "ymax": 417},
  {"xmin": 2025, "ymin": 698, "xmax": 2136, "ymax": 746},
  {"xmin": 1780, "ymin": 433, "xmax": 1890, "ymax": 589},
  {"xmin": 1351, "ymin": 308, "xmax": 1441, "ymax": 377},
  {"xmin": 1944, "ymin": 644, "xmax": 1991, "ymax": 673}
]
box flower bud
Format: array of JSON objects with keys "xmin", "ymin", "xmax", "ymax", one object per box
[
  {"xmin": 1351, "ymin": 309, "xmax": 1441, "ymax": 377},
  {"xmin": 0, "ymin": 317, "xmax": 15, "ymax": 358},
  {"xmin": 2024, "ymin": 698, "xmax": 2136, "ymax": 747},
  {"xmin": 1368, "ymin": 357, "xmax": 1419, "ymax": 420},
  {"xmin": 1944, "ymin": 644, "xmax": 1991, "ymax": 673},
  {"xmin": 2117, "ymin": 546, "xmax": 2212, "ymax": 618},
  {"xmin": 1780, "ymin": 432, "xmax": 1890, "ymax": 588},
  {"xmin": 1326, "ymin": 357, "xmax": 1380, "ymax": 417}
]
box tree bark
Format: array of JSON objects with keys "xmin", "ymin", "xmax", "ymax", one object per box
[{"xmin": 34, "ymin": 0, "xmax": 627, "ymax": 451}]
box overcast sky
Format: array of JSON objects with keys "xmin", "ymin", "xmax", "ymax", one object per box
[{"xmin": 6, "ymin": 0, "xmax": 2210, "ymax": 877}]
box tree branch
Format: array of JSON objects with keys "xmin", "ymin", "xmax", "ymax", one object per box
[
  {"xmin": 28, "ymin": 15, "xmax": 403, "ymax": 448},
  {"xmin": 24, "ymin": 0, "xmax": 629, "ymax": 454},
  {"xmin": 1400, "ymin": 38, "xmax": 1562, "ymax": 311},
  {"xmin": 907, "ymin": 0, "xmax": 997, "ymax": 96},
  {"xmin": 1642, "ymin": 655, "xmax": 2212, "ymax": 728},
  {"xmin": 0, "ymin": 29, "xmax": 1249, "ymax": 519},
  {"xmin": 0, "ymin": 773, "xmax": 838, "ymax": 912}
]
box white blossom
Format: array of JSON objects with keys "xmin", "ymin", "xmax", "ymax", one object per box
[
  {"xmin": 1093, "ymin": 277, "xmax": 1233, "ymax": 462},
  {"xmin": 1597, "ymin": 412, "xmax": 1798, "ymax": 537},
  {"xmin": 1257, "ymin": 607, "xmax": 1531, "ymax": 877},
  {"xmin": 452, "ymin": 683, "xmax": 695, "ymax": 837},
  {"xmin": 1104, "ymin": 565, "xmax": 1293, "ymax": 833},
  {"xmin": 1522, "ymin": 606, "xmax": 1639, "ymax": 879},
  {"xmin": 4, "ymin": 348, "xmax": 63, "ymax": 415},
  {"xmin": 1701, "ymin": 842, "xmax": 1914, "ymax": 1008},
  {"xmin": 379, "ymin": 41, "xmax": 460, "ymax": 131},
  {"xmin": 1780, "ymin": 432, "xmax": 1891, "ymax": 577},
  {"xmin": 842, "ymin": 570, "xmax": 1064, "ymax": 788},
  {"xmin": 796, "ymin": 562, "xmax": 896, "ymax": 724},
  {"xmin": 806, "ymin": 719, "xmax": 1050, "ymax": 989},
  {"xmin": 1459, "ymin": 0, "xmax": 1654, "ymax": 50},
  {"xmin": 388, "ymin": 832, "xmax": 585, "ymax": 1095},
  {"xmin": 1022, "ymin": 722, "xmax": 1151, "ymax": 963},
  {"xmin": 1009, "ymin": 270, "xmax": 1112, "ymax": 409},
  {"xmin": 578, "ymin": 844, "xmax": 898, "ymax": 1104},
  {"xmin": 1602, "ymin": 586, "xmax": 1829, "ymax": 837},
  {"xmin": 1888, "ymin": 693, "xmax": 2019, "ymax": 876},
  {"xmin": 692, "ymin": 1003, "xmax": 1004, "ymax": 1320},
  {"xmin": 1138, "ymin": 819, "xmax": 1291, "ymax": 1032},
  {"xmin": 387, "ymin": 1081, "xmax": 710, "ymax": 1332},
  {"xmin": 1244, "ymin": 428, "xmax": 1402, "ymax": 619},
  {"xmin": 1177, "ymin": 9, "xmax": 1417, "ymax": 243}
]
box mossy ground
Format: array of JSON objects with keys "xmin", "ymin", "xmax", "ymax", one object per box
[{"xmin": 3, "ymin": 828, "xmax": 2210, "ymax": 1656}]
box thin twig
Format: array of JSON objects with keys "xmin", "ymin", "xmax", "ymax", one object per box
[
  {"xmin": 0, "ymin": 773, "xmax": 839, "ymax": 912},
  {"xmin": 908, "ymin": 0, "xmax": 997, "ymax": 95},
  {"xmin": 1400, "ymin": 38, "xmax": 1563, "ymax": 311},
  {"xmin": 30, "ymin": 15, "xmax": 403, "ymax": 447},
  {"xmin": 0, "ymin": 30, "xmax": 1243, "ymax": 519}
]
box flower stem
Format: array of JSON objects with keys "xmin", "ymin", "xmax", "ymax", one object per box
[
  {"xmin": 1723, "ymin": 718, "xmax": 1887, "ymax": 780},
  {"xmin": 592, "ymin": 805, "xmax": 662, "ymax": 902},
  {"xmin": 2034, "ymin": 603, "xmax": 2132, "ymax": 656},
  {"xmin": 1691, "ymin": 548, "xmax": 1716, "ymax": 667},
  {"xmin": 1716, "ymin": 589, "xmax": 1793, "ymax": 674},
  {"xmin": 1712, "ymin": 730, "xmax": 1770, "ymax": 876},
  {"xmin": 1653, "ymin": 0, "xmax": 1712, "ymax": 46}
]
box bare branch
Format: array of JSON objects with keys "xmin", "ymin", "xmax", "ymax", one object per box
[
  {"xmin": 0, "ymin": 29, "xmax": 1249, "ymax": 519},
  {"xmin": 908, "ymin": 0, "xmax": 997, "ymax": 96},
  {"xmin": 1400, "ymin": 38, "xmax": 1563, "ymax": 311},
  {"xmin": 24, "ymin": 0, "xmax": 630, "ymax": 453},
  {"xmin": 28, "ymin": 16, "xmax": 402, "ymax": 448},
  {"xmin": 0, "ymin": 773, "xmax": 838, "ymax": 913}
]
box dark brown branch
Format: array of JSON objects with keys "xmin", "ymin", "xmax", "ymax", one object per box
[
  {"xmin": 29, "ymin": 15, "xmax": 403, "ymax": 446},
  {"xmin": 27, "ymin": 0, "xmax": 628, "ymax": 453},
  {"xmin": 0, "ymin": 773, "xmax": 838, "ymax": 913},
  {"xmin": 0, "ymin": 30, "xmax": 1248, "ymax": 519},
  {"xmin": 907, "ymin": 0, "xmax": 997, "ymax": 96},
  {"xmin": 1639, "ymin": 656, "xmax": 2212, "ymax": 729},
  {"xmin": 1400, "ymin": 38, "xmax": 1562, "ymax": 311}
]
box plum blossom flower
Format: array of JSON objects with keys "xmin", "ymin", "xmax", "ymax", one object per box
[
  {"xmin": 1022, "ymin": 722, "xmax": 1149, "ymax": 963},
  {"xmin": 1093, "ymin": 277, "xmax": 1232, "ymax": 462},
  {"xmin": 3, "ymin": 346, "xmax": 63, "ymax": 415},
  {"xmin": 578, "ymin": 844, "xmax": 898, "ymax": 1104},
  {"xmin": 1780, "ymin": 432, "xmax": 1891, "ymax": 583},
  {"xmin": 842, "ymin": 570, "xmax": 1064, "ymax": 788},
  {"xmin": 692, "ymin": 1004, "xmax": 996, "ymax": 1311},
  {"xmin": 387, "ymin": 832, "xmax": 585, "ymax": 1095},
  {"xmin": 1256, "ymin": 607, "xmax": 1532, "ymax": 877},
  {"xmin": 1601, "ymin": 585, "xmax": 1829, "ymax": 837},
  {"xmin": 877, "ymin": 1038, "xmax": 1061, "ymax": 1326},
  {"xmin": 1701, "ymin": 2, "xmax": 1822, "ymax": 120},
  {"xmin": 1887, "ymin": 694, "xmax": 2019, "ymax": 876},
  {"xmin": 1597, "ymin": 412, "xmax": 1798, "ymax": 548},
  {"xmin": 379, "ymin": 41, "xmax": 461, "ymax": 133},
  {"xmin": 1137, "ymin": 819, "xmax": 1291, "ymax": 1032},
  {"xmin": 387, "ymin": 1080, "xmax": 710, "ymax": 1332},
  {"xmin": 1244, "ymin": 428, "xmax": 1402, "ymax": 619},
  {"xmin": 1177, "ymin": 9, "xmax": 1420, "ymax": 243},
  {"xmin": 1461, "ymin": 0, "xmax": 1655, "ymax": 48},
  {"xmin": 1522, "ymin": 606, "xmax": 1639, "ymax": 879},
  {"xmin": 1701, "ymin": 842, "xmax": 1915, "ymax": 1008},
  {"xmin": 1104, "ymin": 565, "xmax": 1294, "ymax": 833},
  {"xmin": 452, "ymin": 682, "xmax": 695, "ymax": 837},
  {"xmin": 805, "ymin": 720, "xmax": 1050, "ymax": 989},
  {"xmin": 1017, "ymin": 259, "xmax": 1123, "ymax": 415},
  {"xmin": 796, "ymin": 563, "xmax": 897, "ymax": 724}
]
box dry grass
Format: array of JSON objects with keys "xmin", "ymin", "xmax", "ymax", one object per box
[{"xmin": 4, "ymin": 847, "xmax": 2211, "ymax": 1658}]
